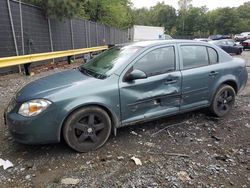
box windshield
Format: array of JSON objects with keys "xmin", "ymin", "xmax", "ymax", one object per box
[
  {"xmin": 227, "ymin": 40, "xmax": 235, "ymax": 46},
  {"xmin": 80, "ymin": 45, "xmax": 142, "ymax": 78}
]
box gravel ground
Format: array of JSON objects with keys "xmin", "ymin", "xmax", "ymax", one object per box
[{"xmin": 0, "ymin": 52, "xmax": 250, "ymax": 188}]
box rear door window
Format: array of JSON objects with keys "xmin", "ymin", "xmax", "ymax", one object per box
[{"xmin": 180, "ymin": 45, "xmax": 209, "ymax": 70}]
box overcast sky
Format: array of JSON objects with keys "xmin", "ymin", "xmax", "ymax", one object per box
[{"xmin": 131, "ymin": 0, "xmax": 249, "ymax": 10}]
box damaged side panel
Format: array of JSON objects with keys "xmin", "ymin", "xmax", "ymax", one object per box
[{"xmin": 120, "ymin": 72, "xmax": 182, "ymax": 125}]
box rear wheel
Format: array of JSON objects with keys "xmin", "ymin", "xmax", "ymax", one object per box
[
  {"xmin": 63, "ymin": 107, "xmax": 111, "ymax": 152},
  {"xmin": 210, "ymin": 85, "xmax": 236, "ymax": 117},
  {"xmin": 236, "ymin": 49, "xmax": 242, "ymax": 55}
]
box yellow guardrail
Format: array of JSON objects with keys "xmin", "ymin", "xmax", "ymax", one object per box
[{"xmin": 0, "ymin": 46, "xmax": 108, "ymax": 69}]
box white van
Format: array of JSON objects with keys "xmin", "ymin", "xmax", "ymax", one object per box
[
  {"xmin": 234, "ymin": 32, "xmax": 250, "ymax": 40},
  {"xmin": 128, "ymin": 25, "xmax": 172, "ymax": 42}
]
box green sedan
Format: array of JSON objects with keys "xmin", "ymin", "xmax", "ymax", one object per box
[{"xmin": 4, "ymin": 40, "xmax": 248, "ymax": 152}]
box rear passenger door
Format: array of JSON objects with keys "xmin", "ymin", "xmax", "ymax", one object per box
[{"xmin": 179, "ymin": 45, "xmax": 220, "ymax": 111}]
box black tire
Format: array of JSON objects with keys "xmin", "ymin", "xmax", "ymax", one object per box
[
  {"xmin": 63, "ymin": 106, "xmax": 111, "ymax": 152},
  {"xmin": 210, "ymin": 84, "xmax": 236, "ymax": 117},
  {"xmin": 236, "ymin": 49, "xmax": 242, "ymax": 55}
]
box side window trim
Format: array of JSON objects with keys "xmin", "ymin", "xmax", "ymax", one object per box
[
  {"xmin": 207, "ymin": 46, "xmax": 219, "ymax": 64},
  {"xmin": 206, "ymin": 47, "xmax": 210, "ymax": 64}
]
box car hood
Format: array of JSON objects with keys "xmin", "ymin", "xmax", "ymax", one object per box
[{"xmin": 16, "ymin": 69, "xmax": 93, "ymax": 102}]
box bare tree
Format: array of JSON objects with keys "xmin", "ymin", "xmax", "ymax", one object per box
[
  {"xmin": 178, "ymin": 0, "xmax": 192, "ymax": 11},
  {"xmin": 178, "ymin": 0, "xmax": 192, "ymax": 35}
]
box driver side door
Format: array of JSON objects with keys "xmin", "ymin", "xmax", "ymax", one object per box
[{"xmin": 119, "ymin": 45, "xmax": 182, "ymax": 125}]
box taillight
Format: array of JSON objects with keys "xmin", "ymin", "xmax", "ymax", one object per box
[{"xmin": 242, "ymin": 42, "xmax": 249, "ymax": 46}]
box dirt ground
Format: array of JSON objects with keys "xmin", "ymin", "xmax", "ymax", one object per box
[{"xmin": 0, "ymin": 52, "xmax": 250, "ymax": 188}]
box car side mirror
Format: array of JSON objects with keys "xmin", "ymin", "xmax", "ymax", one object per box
[{"xmin": 125, "ymin": 69, "xmax": 147, "ymax": 82}]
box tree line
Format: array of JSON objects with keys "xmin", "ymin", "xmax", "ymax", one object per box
[{"xmin": 23, "ymin": 0, "xmax": 250, "ymax": 37}]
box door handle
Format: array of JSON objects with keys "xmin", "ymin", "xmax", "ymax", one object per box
[
  {"xmin": 209, "ymin": 71, "xmax": 219, "ymax": 76},
  {"xmin": 164, "ymin": 79, "xmax": 178, "ymax": 84}
]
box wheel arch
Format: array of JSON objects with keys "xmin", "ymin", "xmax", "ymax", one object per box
[
  {"xmin": 58, "ymin": 103, "xmax": 120, "ymax": 142},
  {"xmin": 210, "ymin": 77, "xmax": 239, "ymax": 104},
  {"xmin": 222, "ymin": 80, "xmax": 238, "ymax": 94}
]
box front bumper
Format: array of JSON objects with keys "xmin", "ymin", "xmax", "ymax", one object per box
[{"xmin": 5, "ymin": 107, "xmax": 61, "ymax": 145}]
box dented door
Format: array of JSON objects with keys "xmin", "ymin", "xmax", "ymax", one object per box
[{"xmin": 119, "ymin": 45, "xmax": 181, "ymax": 125}]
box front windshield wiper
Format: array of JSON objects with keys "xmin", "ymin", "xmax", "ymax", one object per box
[
  {"xmin": 78, "ymin": 66, "xmax": 93, "ymax": 77},
  {"xmin": 78, "ymin": 66, "xmax": 107, "ymax": 79}
]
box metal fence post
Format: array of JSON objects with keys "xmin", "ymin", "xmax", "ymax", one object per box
[
  {"xmin": 7, "ymin": 0, "xmax": 21, "ymax": 73},
  {"xmin": 19, "ymin": 0, "xmax": 24, "ymax": 55},
  {"xmin": 85, "ymin": 20, "xmax": 89, "ymax": 48},
  {"xmin": 70, "ymin": 19, "xmax": 75, "ymax": 61},
  {"xmin": 70, "ymin": 19, "xmax": 75, "ymax": 50},
  {"xmin": 48, "ymin": 19, "xmax": 53, "ymax": 52},
  {"xmin": 103, "ymin": 25, "xmax": 106, "ymax": 45},
  {"xmin": 48, "ymin": 18, "xmax": 54, "ymax": 62},
  {"xmin": 88, "ymin": 21, "xmax": 91, "ymax": 47},
  {"xmin": 95, "ymin": 23, "xmax": 98, "ymax": 46}
]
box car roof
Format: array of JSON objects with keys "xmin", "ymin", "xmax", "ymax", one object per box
[{"xmin": 126, "ymin": 39, "xmax": 208, "ymax": 48}]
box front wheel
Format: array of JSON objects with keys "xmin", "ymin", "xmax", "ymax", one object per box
[
  {"xmin": 210, "ymin": 85, "xmax": 236, "ymax": 117},
  {"xmin": 63, "ymin": 107, "xmax": 111, "ymax": 152}
]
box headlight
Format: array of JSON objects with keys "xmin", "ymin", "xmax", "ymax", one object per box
[{"xmin": 18, "ymin": 99, "xmax": 52, "ymax": 117}]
